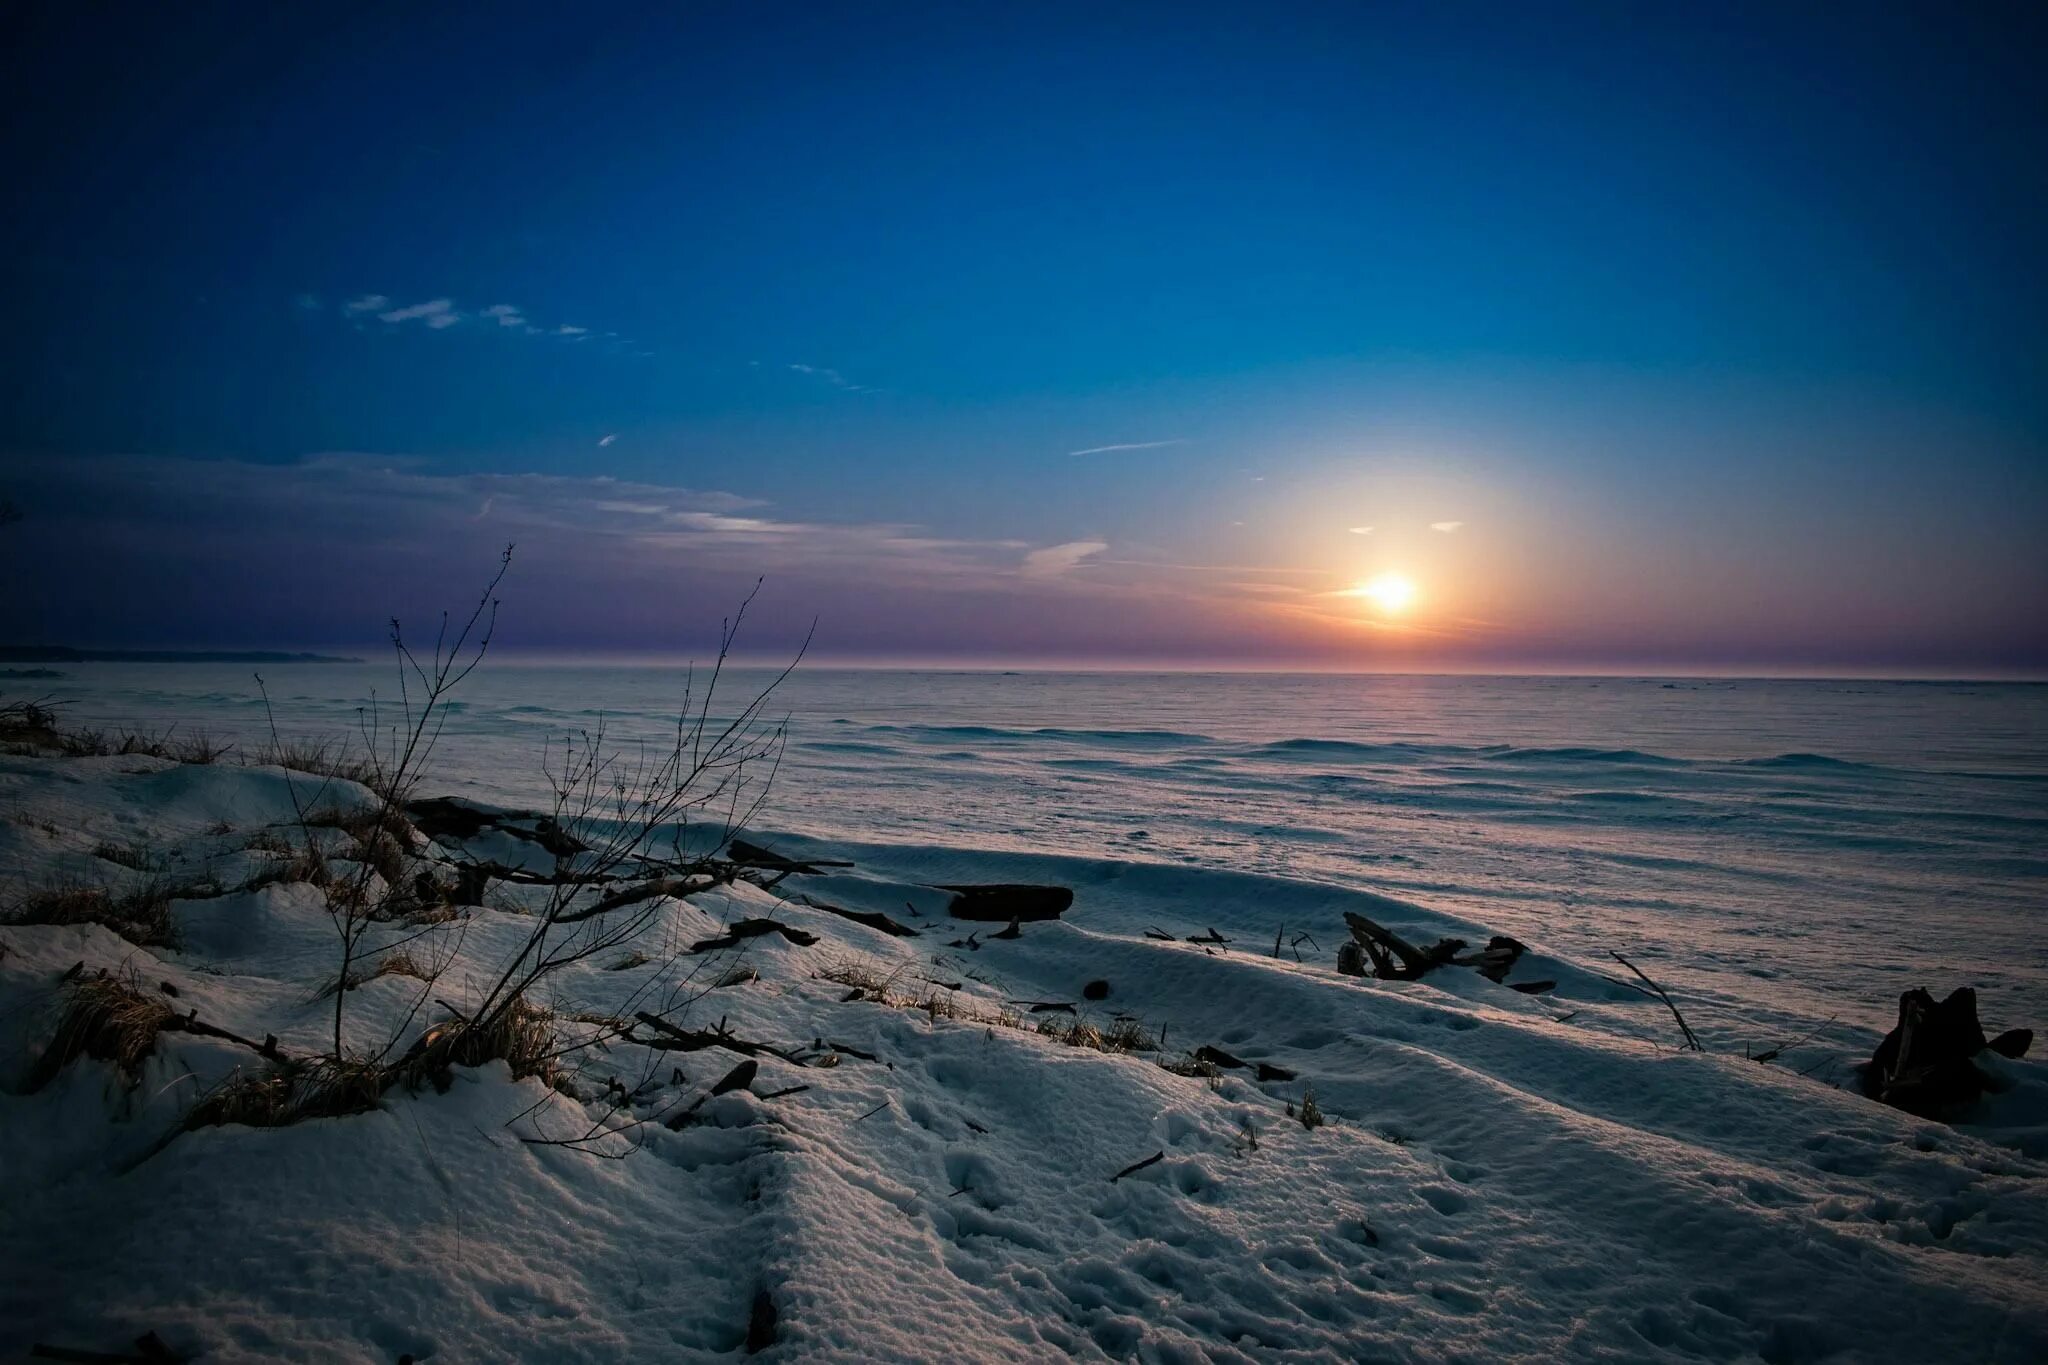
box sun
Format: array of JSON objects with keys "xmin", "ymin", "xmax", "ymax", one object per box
[{"xmin": 1352, "ymin": 572, "xmax": 1418, "ymax": 615}]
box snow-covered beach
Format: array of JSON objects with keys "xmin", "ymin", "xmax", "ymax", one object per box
[{"xmin": 3, "ymin": 669, "xmax": 2045, "ymax": 1361}]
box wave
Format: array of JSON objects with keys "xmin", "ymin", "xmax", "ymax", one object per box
[
  {"xmin": 1737, "ymin": 752, "xmax": 1878, "ymax": 772},
  {"xmin": 1255, "ymin": 738, "xmax": 1686, "ymax": 767},
  {"xmin": 866, "ymin": 723, "xmax": 1212, "ymax": 746}
]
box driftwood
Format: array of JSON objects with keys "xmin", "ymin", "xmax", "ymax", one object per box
[
  {"xmin": 1862, "ymin": 986, "xmax": 2032, "ymax": 1118},
  {"xmin": 941, "ymin": 884, "xmax": 1073, "ymax": 922},
  {"xmin": 1453, "ymin": 936, "xmax": 1530, "ymax": 983},
  {"xmin": 792, "ymin": 895, "xmax": 919, "ymax": 937},
  {"xmin": 728, "ymin": 838, "xmax": 853, "ymax": 875},
  {"xmin": 1109, "ymin": 1150, "xmax": 1165, "ymax": 1182},
  {"xmin": 1342, "ymin": 913, "xmax": 1551, "ymax": 995},
  {"xmin": 630, "ymin": 1013, "xmax": 803, "ymax": 1063},
  {"xmin": 1342, "ymin": 912, "xmax": 1463, "ymax": 980},
  {"xmin": 31, "ymin": 1333, "xmax": 187, "ymax": 1364},
  {"xmin": 1189, "ymin": 1044, "xmax": 1296, "ymax": 1082},
  {"xmin": 408, "ymin": 797, "xmax": 588, "ymax": 858},
  {"xmin": 690, "ymin": 918, "xmax": 820, "ymax": 953}
]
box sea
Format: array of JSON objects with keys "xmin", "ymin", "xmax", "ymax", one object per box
[{"xmin": 17, "ymin": 664, "xmax": 2048, "ymax": 1036}]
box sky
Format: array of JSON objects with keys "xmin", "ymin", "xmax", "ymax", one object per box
[{"xmin": 2, "ymin": 1, "xmax": 2044, "ymax": 673}]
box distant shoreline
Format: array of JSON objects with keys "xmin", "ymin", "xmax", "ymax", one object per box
[{"xmin": 0, "ymin": 647, "xmax": 363, "ymax": 664}]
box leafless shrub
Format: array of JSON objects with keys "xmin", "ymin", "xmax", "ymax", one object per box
[
  {"xmin": 27, "ymin": 969, "xmax": 176, "ymax": 1091},
  {"xmin": 1299, "ymin": 1085, "xmax": 1324, "ymax": 1129}
]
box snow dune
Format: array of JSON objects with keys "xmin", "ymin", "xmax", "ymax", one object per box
[{"xmin": 2, "ymin": 751, "xmax": 2045, "ymax": 1361}]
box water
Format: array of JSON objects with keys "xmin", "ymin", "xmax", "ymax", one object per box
[{"xmin": 19, "ymin": 664, "xmax": 2048, "ymax": 1034}]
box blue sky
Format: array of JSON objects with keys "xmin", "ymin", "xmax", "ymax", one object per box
[{"xmin": 2, "ymin": 2, "xmax": 2044, "ymax": 670}]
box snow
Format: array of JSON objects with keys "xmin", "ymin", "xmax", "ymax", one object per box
[{"xmin": 3, "ymin": 748, "xmax": 2046, "ymax": 1362}]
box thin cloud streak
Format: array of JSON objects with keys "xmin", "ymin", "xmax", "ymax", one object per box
[{"xmin": 1067, "ymin": 439, "xmax": 1187, "ymax": 457}]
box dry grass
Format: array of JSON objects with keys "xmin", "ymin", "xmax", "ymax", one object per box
[
  {"xmin": 185, "ymin": 995, "xmax": 558, "ymax": 1131},
  {"xmin": 1299, "ymin": 1084, "xmax": 1325, "ymax": 1130},
  {"xmin": 0, "ymin": 698, "xmax": 64, "ymax": 751},
  {"xmin": 27, "ymin": 970, "xmax": 177, "ymax": 1091},
  {"xmin": 1038, "ymin": 1013, "xmax": 1160, "ymax": 1055},
  {"xmin": 817, "ymin": 954, "xmax": 1167, "ymax": 1059},
  {"xmin": 313, "ymin": 948, "xmax": 430, "ymax": 1000},
  {"xmin": 92, "ymin": 840, "xmax": 155, "ymax": 871},
  {"xmin": 45, "ymin": 726, "xmax": 234, "ymax": 763},
  {"xmin": 239, "ymin": 842, "xmax": 331, "ymax": 892},
  {"xmin": 243, "ymin": 828, "xmax": 297, "ymax": 856},
  {"xmin": 185, "ymin": 1056, "xmax": 386, "ymax": 1129},
  {"xmin": 3, "ymin": 877, "xmax": 207, "ymax": 949},
  {"xmin": 250, "ymin": 739, "xmax": 384, "ymax": 792},
  {"xmin": 400, "ymin": 995, "xmax": 559, "ymax": 1087}
]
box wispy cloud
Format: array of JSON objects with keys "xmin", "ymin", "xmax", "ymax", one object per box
[
  {"xmin": 1022, "ymin": 540, "xmax": 1109, "ymax": 577},
  {"xmin": 1430, "ymin": 521, "xmax": 1465, "ymax": 533},
  {"xmin": 1347, "ymin": 526, "xmax": 1374, "ymax": 535},
  {"xmin": 324, "ymin": 292, "xmax": 634, "ymax": 349},
  {"xmin": 787, "ymin": 363, "xmax": 873, "ymax": 394},
  {"xmin": 1067, "ymin": 439, "xmax": 1186, "ymax": 457},
  {"xmin": 598, "ymin": 433, "xmax": 618, "ymax": 447},
  {"xmin": 379, "ymin": 298, "xmax": 460, "ymax": 329}
]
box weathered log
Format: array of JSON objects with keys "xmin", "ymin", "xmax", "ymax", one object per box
[
  {"xmin": 1861, "ymin": 986, "xmax": 2029, "ymax": 1117},
  {"xmin": 1342, "ymin": 912, "xmax": 1462, "ymax": 980},
  {"xmin": 942, "ymin": 883, "xmax": 1073, "ymax": 922},
  {"xmin": 708, "ymin": 1058, "xmax": 759, "ymax": 1098},
  {"xmin": 745, "ymin": 1290, "xmax": 779, "ymax": 1355},
  {"xmin": 1453, "ymin": 935, "xmax": 1529, "ymax": 983},
  {"xmin": 1989, "ymin": 1028, "xmax": 2034, "ymax": 1059}
]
